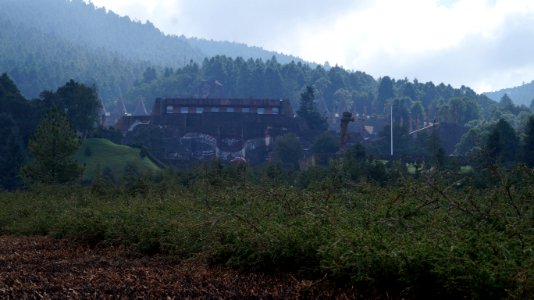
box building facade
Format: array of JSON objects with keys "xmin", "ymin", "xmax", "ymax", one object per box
[{"xmin": 116, "ymin": 98, "xmax": 305, "ymax": 165}]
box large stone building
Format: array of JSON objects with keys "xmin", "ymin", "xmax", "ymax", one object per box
[{"xmin": 116, "ymin": 97, "xmax": 306, "ymax": 165}]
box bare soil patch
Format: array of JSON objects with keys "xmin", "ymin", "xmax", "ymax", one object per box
[{"xmin": 0, "ymin": 236, "xmax": 360, "ymax": 299}]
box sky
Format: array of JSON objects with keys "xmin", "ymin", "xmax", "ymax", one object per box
[{"xmin": 87, "ymin": 0, "xmax": 534, "ymax": 93}]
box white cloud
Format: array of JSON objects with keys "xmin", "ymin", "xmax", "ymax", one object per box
[{"xmin": 88, "ymin": 0, "xmax": 534, "ymax": 92}]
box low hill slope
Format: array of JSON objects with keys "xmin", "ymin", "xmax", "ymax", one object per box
[{"xmin": 74, "ymin": 138, "xmax": 162, "ymax": 182}]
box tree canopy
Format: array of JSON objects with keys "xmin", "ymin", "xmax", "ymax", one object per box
[
  {"xmin": 486, "ymin": 119, "xmax": 519, "ymax": 165},
  {"xmin": 297, "ymin": 86, "xmax": 328, "ymax": 132},
  {"xmin": 40, "ymin": 80, "xmax": 101, "ymax": 135},
  {"xmin": 22, "ymin": 109, "xmax": 83, "ymax": 185}
]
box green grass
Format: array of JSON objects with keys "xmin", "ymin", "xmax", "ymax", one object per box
[{"xmin": 74, "ymin": 138, "xmax": 162, "ymax": 181}]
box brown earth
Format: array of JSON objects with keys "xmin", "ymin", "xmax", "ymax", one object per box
[{"xmin": 0, "ymin": 236, "xmax": 363, "ymax": 299}]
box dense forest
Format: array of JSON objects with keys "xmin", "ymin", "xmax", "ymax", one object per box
[
  {"xmin": 0, "ymin": 0, "xmax": 305, "ymax": 99},
  {"xmin": 0, "ymin": 16, "xmax": 149, "ymax": 100},
  {"xmin": 127, "ymin": 55, "xmax": 534, "ymax": 160}
]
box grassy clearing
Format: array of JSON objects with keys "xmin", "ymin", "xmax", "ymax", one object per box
[
  {"xmin": 74, "ymin": 138, "xmax": 162, "ymax": 181},
  {"xmin": 0, "ymin": 167, "xmax": 533, "ymax": 299}
]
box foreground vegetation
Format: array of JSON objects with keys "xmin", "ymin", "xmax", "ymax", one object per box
[{"xmin": 1, "ymin": 164, "xmax": 532, "ymax": 299}]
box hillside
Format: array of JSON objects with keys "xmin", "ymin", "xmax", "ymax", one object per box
[
  {"xmin": 0, "ymin": 0, "xmax": 203, "ymax": 68},
  {"xmin": 74, "ymin": 138, "xmax": 162, "ymax": 182},
  {"xmin": 0, "ymin": 17, "xmax": 148, "ymax": 100},
  {"xmin": 0, "ymin": 0, "xmax": 311, "ymax": 99},
  {"xmin": 485, "ymin": 80, "xmax": 534, "ymax": 107}
]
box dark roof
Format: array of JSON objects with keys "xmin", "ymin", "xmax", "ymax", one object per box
[{"xmin": 152, "ymin": 98, "xmax": 294, "ymax": 117}]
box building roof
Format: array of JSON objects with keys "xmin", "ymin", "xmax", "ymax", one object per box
[
  {"xmin": 151, "ymin": 98, "xmax": 294, "ymax": 117},
  {"xmin": 133, "ymin": 98, "xmax": 148, "ymax": 116}
]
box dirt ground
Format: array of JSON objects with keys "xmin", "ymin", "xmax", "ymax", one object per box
[{"xmin": 0, "ymin": 236, "xmax": 361, "ymax": 299}]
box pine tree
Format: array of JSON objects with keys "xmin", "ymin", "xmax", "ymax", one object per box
[
  {"xmin": 273, "ymin": 133, "xmax": 303, "ymax": 169},
  {"xmin": 0, "ymin": 113, "xmax": 26, "ymax": 189},
  {"xmin": 21, "ymin": 109, "xmax": 83, "ymax": 185},
  {"xmin": 375, "ymin": 76, "xmax": 394, "ymax": 113},
  {"xmin": 41, "ymin": 80, "xmax": 101, "ymax": 136},
  {"xmin": 297, "ymin": 86, "xmax": 328, "ymax": 132},
  {"xmin": 485, "ymin": 119, "xmax": 519, "ymax": 165},
  {"xmin": 427, "ymin": 129, "xmax": 446, "ymax": 168},
  {"xmin": 522, "ymin": 116, "xmax": 534, "ymax": 167}
]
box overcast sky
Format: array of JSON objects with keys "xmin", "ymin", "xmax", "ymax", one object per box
[{"xmin": 88, "ymin": 0, "xmax": 534, "ymax": 93}]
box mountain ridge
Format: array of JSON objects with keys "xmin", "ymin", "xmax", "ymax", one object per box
[
  {"xmin": 0, "ymin": 0, "xmax": 312, "ymax": 99},
  {"xmin": 484, "ymin": 80, "xmax": 534, "ymax": 108}
]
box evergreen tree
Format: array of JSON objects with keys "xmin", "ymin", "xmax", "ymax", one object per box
[
  {"xmin": 342, "ymin": 144, "xmax": 367, "ymax": 181},
  {"xmin": 427, "ymin": 129, "xmax": 446, "ymax": 168},
  {"xmin": 521, "ymin": 116, "xmax": 534, "ymax": 167},
  {"xmin": 392, "ymin": 97, "xmax": 412, "ymax": 127},
  {"xmin": 311, "ymin": 132, "xmax": 340, "ymax": 165},
  {"xmin": 41, "ymin": 80, "xmax": 101, "ymax": 136},
  {"xmin": 297, "ymin": 86, "xmax": 328, "ymax": 132},
  {"xmin": 486, "ymin": 119, "xmax": 519, "ymax": 165},
  {"xmin": 410, "ymin": 101, "xmax": 424, "ymax": 129},
  {"xmin": 21, "ymin": 109, "xmax": 83, "ymax": 185},
  {"xmin": 273, "ymin": 133, "xmax": 303, "ymax": 169},
  {"xmin": 375, "ymin": 76, "xmax": 394, "ymax": 113},
  {"xmin": 499, "ymin": 93, "xmax": 515, "ymax": 113},
  {"xmin": 401, "ymin": 81, "xmax": 418, "ymax": 101},
  {"xmin": 0, "ymin": 73, "xmax": 38, "ymax": 143},
  {"xmin": 0, "ymin": 113, "xmax": 26, "ymax": 189}
]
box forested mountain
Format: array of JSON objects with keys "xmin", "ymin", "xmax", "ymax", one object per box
[
  {"xmin": 3, "ymin": 0, "xmax": 529, "ymax": 155},
  {"xmin": 0, "ymin": 0, "xmax": 203, "ymax": 67},
  {"xmin": 0, "ymin": 0, "xmax": 501, "ymax": 116},
  {"xmin": 126, "ymin": 55, "xmax": 495, "ymax": 124},
  {"xmin": 0, "ymin": 0, "xmax": 307, "ymax": 99},
  {"xmin": 0, "ymin": 17, "xmax": 148, "ymax": 100},
  {"xmin": 188, "ymin": 38, "xmax": 308, "ymax": 66},
  {"xmin": 485, "ymin": 80, "xmax": 534, "ymax": 108}
]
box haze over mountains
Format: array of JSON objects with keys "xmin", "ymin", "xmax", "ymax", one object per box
[
  {"xmin": 1, "ymin": 0, "xmax": 532, "ymax": 109},
  {"xmin": 485, "ymin": 81, "xmax": 534, "ymax": 108},
  {"xmin": 0, "ymin": 0, "xmax": 305, "ymax": 99}
]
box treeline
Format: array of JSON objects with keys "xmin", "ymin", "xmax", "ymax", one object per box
[
  {"xmin": 0, "ymin": 0, "xmax": 513, "ymax": 126},
  {"xmin": 3, "ymin": 0, "xmax": 530, "ymax": 135},
  {"xmin": 0, "ymin": 74, "xmax": 101, "ymax": 189},
  {"xmin": 2, "ymin": 71, "xmax": 533, "ymax": 192},
  {"xmin": 126, "ymin": 55, "xmax": 495, "ymax": 120},
  {"xmin": 128, "ymin": 55, "xmax": 534, "ymax": 162},
  {"xmin": 455, "ymin": 93, "xmax": 534, "ymax": 157},
  {"xmin": 0, "ymin": 17, "xmax": 148, "ymax": 100},
  {"xmin": 188, "ymin": 37, "xmax": 308, "ymax": 65},
  {"xmin": 0, "ymin": 0, "xmax": 203, "ymax": 68},
  {"xmin": 0, "ymin": 0, "xmax": 304, "ymax": 99}
]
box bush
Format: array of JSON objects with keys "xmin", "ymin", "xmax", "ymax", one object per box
[{"xmin": 0, "ymin": 166, "xmax": 532, "ymax": 298}]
